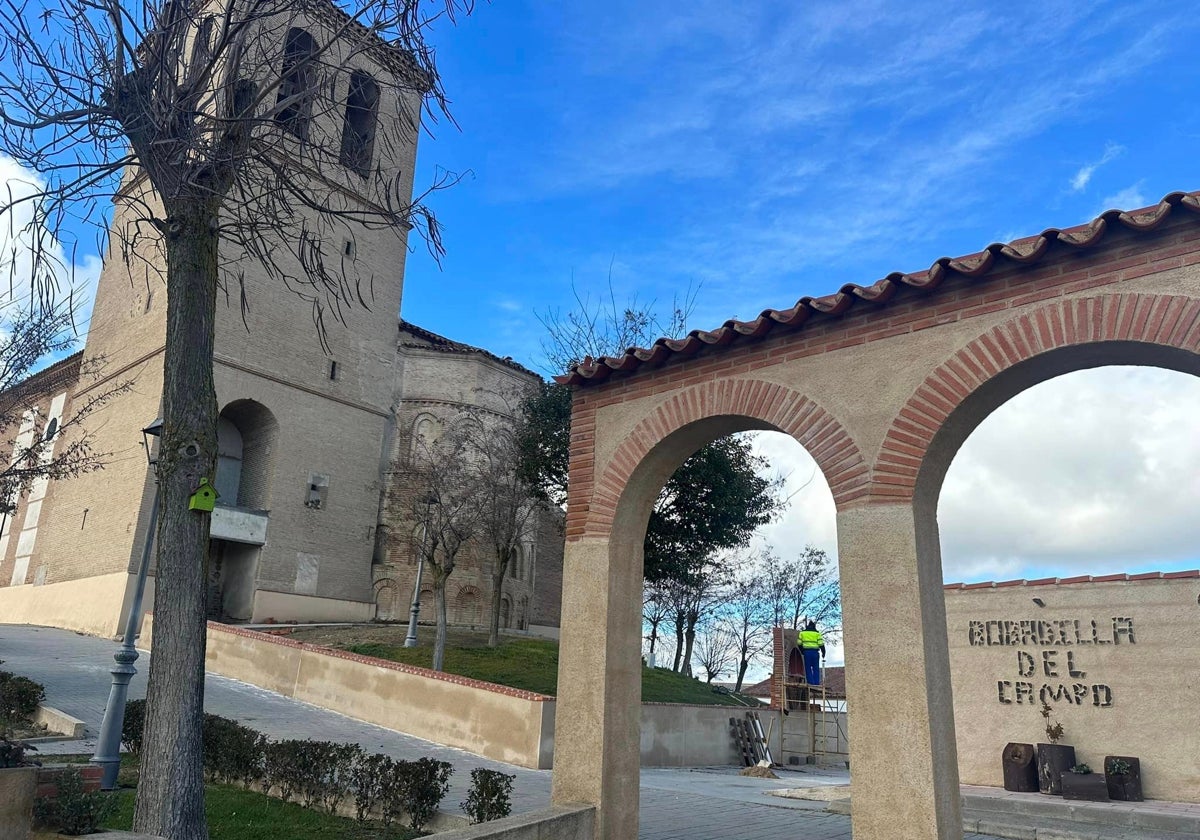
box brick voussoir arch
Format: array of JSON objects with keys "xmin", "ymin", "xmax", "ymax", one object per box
[
  {"xmin": 873, "ymin": 293, "xmax": 1200, "ymax": 502},
  {"xmin": 582, "ymin": 378, "xmax": 869, "ymax": 537}
]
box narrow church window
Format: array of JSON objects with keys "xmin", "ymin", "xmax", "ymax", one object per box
[
  {"xmin": 329, "ymin": 360, "xmax": 338, "ymax": 380},
  {"xmin": 44, "ymin": 417, "xmax": 58, "ymax": 441},
  {"xmin": 343, "ymin": 238, "xmax": 355, "ymax": 258},
  {"xmin": 275, "ymin": 28, "xmax": 318, "ymax": 139},
  {"xmin": 339, "ymin": 71, "xmax": 380, "ymax": 177}
]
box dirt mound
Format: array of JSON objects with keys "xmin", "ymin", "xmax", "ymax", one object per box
[{"xmin": 740, "ymin": 765, "xmax": 779, "ymax": 779}]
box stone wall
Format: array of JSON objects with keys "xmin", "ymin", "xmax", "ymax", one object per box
[
  {"xmin": 144, "ymin": 617, "xmax": 557, "ymax": 769},
  {"xmin": 945, "ymin": 572, "xmax": 1200, "ymax": 801}
]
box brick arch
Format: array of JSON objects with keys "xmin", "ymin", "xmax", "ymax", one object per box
[
  {"xmin": 873, "ymin": 293, "xmax": 1200, "ymax": 503},
  {"xmin": 583, "ymin": 378, "xmax": 869, "ymax": 537}
]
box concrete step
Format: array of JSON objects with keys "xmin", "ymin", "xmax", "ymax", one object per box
[
  {"xmin": 966, "ymin": 813, "xmax": 1200, "ymax": 840},
  {"xmin": 964, "ymin": 791, "xmax": 1200, "ymax": 837}
]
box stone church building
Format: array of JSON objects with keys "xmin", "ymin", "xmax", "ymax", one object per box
[{"xmin": 0, "ymin": 8, "xmax": 561, "ymax": 638}]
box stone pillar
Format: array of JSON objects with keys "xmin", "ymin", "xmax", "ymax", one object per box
[
  {"xmin": 837, "ymin": 502, "xmax": 962, "ymax": 840},
  {"xmin": 551, "ymin": 536, "xmax": 642, "ymax": 840}
]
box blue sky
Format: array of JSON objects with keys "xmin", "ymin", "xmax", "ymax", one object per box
[
  {"xmin": 394, "ymin": 1, "xmax": 1200, "ymax": 600},
  {"xmin": 401, "ymin": 0, "xmax": 1200, "ymax": 372},
  {"xmin": 4, "ymin": 0, "xmax": 1198, "ymax": 616}
]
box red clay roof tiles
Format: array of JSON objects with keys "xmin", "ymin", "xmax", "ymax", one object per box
[{"xmin": 559, "ymin": 190, "xmax": 1200, "ymax": 386}]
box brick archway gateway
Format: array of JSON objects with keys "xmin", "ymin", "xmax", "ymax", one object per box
[
  {"xmin": 550, "ymin": 192, "xmax": 1200, "ymax": 840},
  {"xmin": 575, "ymin": 378, "xmax": 869, "ymax": 540}
]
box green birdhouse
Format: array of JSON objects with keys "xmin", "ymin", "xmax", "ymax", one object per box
[{"xmin": 188, "ymin": 477, "xmax": 219, "ymax": 512}]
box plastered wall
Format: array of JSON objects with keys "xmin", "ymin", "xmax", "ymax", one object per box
[{"xmin": 945, "ymin": 575, "xmax": 1200, "ymax": 801}]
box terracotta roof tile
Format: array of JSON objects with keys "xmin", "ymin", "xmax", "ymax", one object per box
[
  {"xmin": 944, "ymin": 570, "xmax": 1197, "ymax": 590},
  {"xmin": 559, "ymin": 191, "xmax": 1200, "ymax": 386}
]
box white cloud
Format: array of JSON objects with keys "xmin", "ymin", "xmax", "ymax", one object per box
[
  {"xmin": 1070, "ymin": 142, "xmax": 1124, "ymax": 191},
  {"xmin": 1097, "ymin": 182, "xmax": 1147, "ymax": 214},
  {"xmin": 735, "ymin": 365, "xmax": 1200, "ymax": 668},
  {"xmin": 938, "ymin": 366, "xmax": 1200, "ymax": 581},
  {"xmin": 0, "ymin": 154, "xmax": 102, "ymax": 346}
]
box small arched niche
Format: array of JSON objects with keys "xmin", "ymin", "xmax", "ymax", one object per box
[{"xmin": 216, "ymin": 399, "xmax": 279, "ymax": 509}]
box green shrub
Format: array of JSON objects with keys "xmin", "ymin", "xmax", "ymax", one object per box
[
  {"xmin": 398, "ymin": 757, "xmax": 452, "ymax": 831},
  {"xmin": 33, "ymin": 767, "xmax": 117, "ymax": 835},
  {"xmin": 263, "ymin": 739, "xmax": 309, "ymax": 803},
  {"xmin": 462, "ymin": 767, "xmax": 514, "ymax": 824},
  {"xmin": 351, "ymin": 752, "xmax": 390, "ymax": 823},
  {"xmin": 0, "ymin": 670, "xmax": 45, "ymax": 731},
  {"xmin": 202, "ymin": 713, "xmax": 265, "ymax": 787},
  {"xmin": 120, "ymin": 699, "xmax": 145, "ymax": 755},
  {"xmin": 316, "ymin": 742, "xmax": 362, "ymax": 814},
  {"xmin": 0, "ymin": 735, "xmax": 37, "ymax": 768}
]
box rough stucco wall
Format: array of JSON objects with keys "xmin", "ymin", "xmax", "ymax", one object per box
[
  {"xmin": 152, "ymin": 620, "xmax": 555, "ymax": 769},
  {"xmin": 0, "ymin": 571, "xmax": 128, "ymax": 637},
  {"xmin": 945, "ymin": 576, "xmax": 1200, "ymax": 801}
]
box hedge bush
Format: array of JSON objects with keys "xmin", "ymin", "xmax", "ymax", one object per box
[
  {"xmin": 0, "ymin": 669, "xmax": 45, "ymax": 732},
  {"xmin": 120, "ymin": 699, "xmax": 145, "ymax": 755},
  {"xmin": 463, "ymin": 767, "xmax": 515, "ymax": 824},
  {"xmin": 118, "ymin": 700, "xmax": 467, "ymax": 830}
]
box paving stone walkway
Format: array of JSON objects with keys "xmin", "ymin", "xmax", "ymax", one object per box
[{"xmin": 0, "ymin": 624, "xmax": 1007, "ymax": 839}]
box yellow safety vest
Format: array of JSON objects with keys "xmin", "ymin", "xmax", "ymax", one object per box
[{"xmin": 799, "ymin": 629, "xmax": 823, "ymax": 649}]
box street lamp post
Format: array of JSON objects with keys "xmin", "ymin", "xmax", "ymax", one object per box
[
  {"xmin": 403, "ymin": 493, "xmax": 439, "ymax": 648},
  {"xmin": 91, "ymin": 418, "xmax": 163, "ymax": 790}
]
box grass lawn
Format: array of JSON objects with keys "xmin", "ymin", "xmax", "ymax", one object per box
[
  {"xmin": 100, "ymin": 785, "xmax": 422, "ymax": 839},
  {"xmin": 46, "ymin": 756, "xmax": 421, "ymax": 840},
  {"xmin": 340, "ymin": 634, "xmax": 759, "ymax": 706}
]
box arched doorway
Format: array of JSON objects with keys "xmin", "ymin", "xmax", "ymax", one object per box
[
  {"xmin": 207, "ymin": 399, "xmax": 279, "ymax": 621},
  {"xmin": 551, "ymin": 379, "xmax": 866, "ymax": 839},
  {"xmin": 374, "ymin": 579, "xmax": 399, "ymax": 621}
]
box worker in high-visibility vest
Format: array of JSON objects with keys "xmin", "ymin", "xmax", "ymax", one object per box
[{"xmin": 799, "ymin": 620, "xmax": 826, "ymax": 686}]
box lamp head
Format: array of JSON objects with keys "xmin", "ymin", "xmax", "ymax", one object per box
[{"xmin": 142, "ymin": 417, "xmax": 164, "ymax": 469}]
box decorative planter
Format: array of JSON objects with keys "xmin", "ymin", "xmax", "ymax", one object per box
[
  {"xmin": 1002, "ymin": 742, "xmax": 1039, "ymax": 792},
  {"xmin": 1105, "ymin": 756, "xmax": 1144, "ymax": 802},
  {"xmin": 1036, "ymin": 743, "xmax": 1076, "ymax": 795},
  {"xmin": 1062, "ymin": 771, "xmax": 1109, "ymax": 801},
  {"xmin": 1, "ymin": 765, "xmax": 40, "ymax": 840}
]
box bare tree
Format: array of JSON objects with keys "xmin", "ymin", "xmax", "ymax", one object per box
[
  {"xmin": 691, "ymin": 619, "xmax": 737, "ymax": 684},
  {"xmin": 720, "ymin": 553, "xmax": 773, "ymax": 692},
  {"xmin": 0, "ymin": 0, "xmax": 470, "ymax": 835},
  {"xmin": 0, "ymin": 295, "xmax": 129, "ymax": 511},
  {"xmin": 642, "ymin": 582, "xmax": 671, "ymax": 668},
  {"xmin": 537, "ymin": 277, "xmax": 696, "ymax": 375},
  {"xmin": 468, "ymin": 414, "xmax": 542, "ymax": 648},
  {"xmin": 409, "ymin": 426, "xmax": 481, "ymax": 671},
  {"xmin": 763, "ymin": 546, "xmax": 841, "ymax": 633}
]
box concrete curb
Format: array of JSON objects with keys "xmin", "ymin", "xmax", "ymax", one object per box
[{"xmin": 30, "ymin": 706, "xmax": 86, "ymax": 741}]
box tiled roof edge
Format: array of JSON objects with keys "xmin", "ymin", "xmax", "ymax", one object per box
[
  {"xmin": 944, "ymin": 569, "xmax": 1200, "ymax": 590},
  {"xmin": 560, "ymin": 190, "xmax": 1200, "ymax": 386},
  {"xmin": 399, "ymin": 319, "xmax": 540, "ymax": 378}
]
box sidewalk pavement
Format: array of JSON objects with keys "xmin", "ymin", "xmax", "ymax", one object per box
[{"xmin": 0, "ymin": 624, "xmax": 1047, "ymax": 839}]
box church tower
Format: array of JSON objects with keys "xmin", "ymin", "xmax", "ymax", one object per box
[{"xmin": 0, "ymin": 4, "xmax": 423, "ymax": 633}]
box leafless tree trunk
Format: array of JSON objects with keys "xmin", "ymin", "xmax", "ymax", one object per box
[
  {"xmin": 465, "ymin": 409, "xmax": 540, "ymax": 649},
  {"xmin": 0, "ymin": 0, "xmax": 473, "ymax": 832},
  {"xmin": 407, "ymin": 428, "xmax": 480, "ymax": 671}
]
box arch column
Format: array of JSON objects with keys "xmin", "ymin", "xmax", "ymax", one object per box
[
  {"xmin": 550, "ymin": 535, "xmax": 642, "ymax": 840},
  {"xmin": 837, "ymin": 497, "xmax": 961, "ymax": 840}
]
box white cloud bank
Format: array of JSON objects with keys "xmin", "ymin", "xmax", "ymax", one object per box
[
  {"xmin": 0, "ymin": 154, "xmax": 103, "ymax": 339},
  {"xmin": 743, "ymin": 365, "xmax": 1200, "ymax": 668},
  {"xmin": 748, "ymin": 365, "xmax": 1200, "ymax": 585}
]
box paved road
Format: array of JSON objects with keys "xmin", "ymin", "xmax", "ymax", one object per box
[{"xmin": 0, "ymin": 624, "xmax": 1005, "ymax": 840}]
